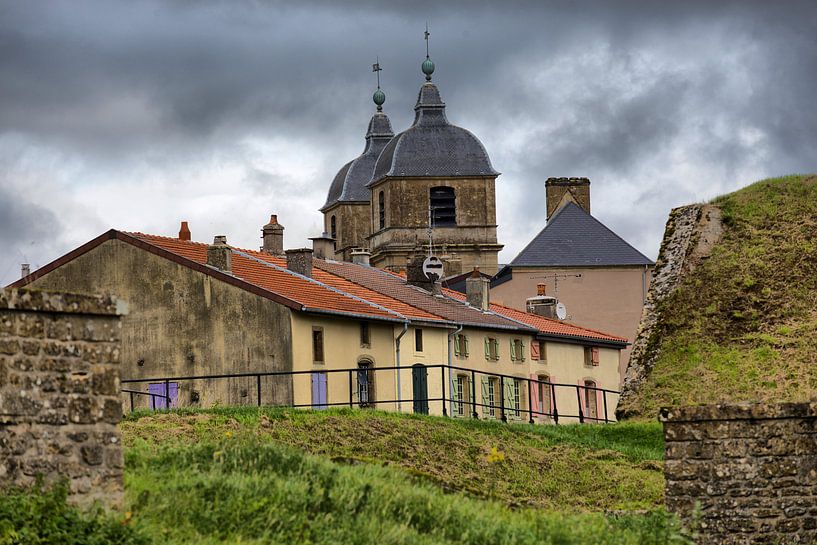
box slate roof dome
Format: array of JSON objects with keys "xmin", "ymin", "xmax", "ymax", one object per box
[
  {"xmin": 368, "ymin": 81, "xmax": 498, "ymax": 184},
  {"xmin": 321, "ymin": 108, "xmax": 395, "ymax": 211}
]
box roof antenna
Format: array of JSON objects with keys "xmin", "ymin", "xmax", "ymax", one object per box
[{"xmin": 372, "ymin": 57, "xmax": 385, "ymax": 112}]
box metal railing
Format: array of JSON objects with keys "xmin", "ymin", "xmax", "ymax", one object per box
[{"xmin": 121, "ymin": 364, "xmax": 619, "ymax": 424}]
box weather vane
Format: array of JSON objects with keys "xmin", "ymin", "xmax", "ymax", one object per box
[
  {"xmin": 372, "ymin": 57, "xmax": 382, "ymax": 89},
  {"xmin": 424, "ymin": 23, "xmax": 430, "ymax": 59}
]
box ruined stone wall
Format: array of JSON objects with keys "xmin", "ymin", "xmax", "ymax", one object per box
[
  {"xmin": 0, "ymin": 289, "xmax": 124, "ymax": 506},
  {"xmin": 617, "ymin": 203, "xmax": 722, "ymax": 418},
  {"xmin": 661, "ymin": 402, "xmax": 817, "ymax": 544}
]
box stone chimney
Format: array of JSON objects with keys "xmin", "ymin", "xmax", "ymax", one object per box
[
  {"xmin": 526, "ymin": 283, "xmax": 558, "ymax": 319},
  {"xmin": 20, "ymin": 264, "xmax": 30, "ymax": 278},
  {"xmin": 406, "ymin": 254, "xmax": 441, "ymax": 295},
  {"xmin": 309, "ymin": 232, "xmax": 335, "ymax": 260},
  {"xmin": 546, "ymin": 177, "xmax": 590, "ymax": 221},
  {"xmin": 261, "ymin": 215, "xmax": 284, "ymax": 256},
  {"xmin": 207, "ymin": 235, "xmax": 232, "ymax": 273},
  {"xmin": 285, "ymin": 248, "xmax": 313, "ymax": 278},
  {"xmin": 178, "ymin": 221, "xmax": 191, "ymax": 241},
  {"xmin": 465, "ymin": 267, "xmax": 490, "ymax": 311},
  {"xmin": 350, "ymin": 248, "xmax": 371, "ymax": 267}
]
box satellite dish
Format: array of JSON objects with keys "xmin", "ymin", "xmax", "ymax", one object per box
[
  {"xmin": 422, "ymin": 255, "xmax": 444, "ymax": 281},
  {"xmin": 556, "ymin": 302, "xmax": 567, "ymax": 320}
]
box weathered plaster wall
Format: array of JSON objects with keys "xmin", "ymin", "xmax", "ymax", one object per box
[
  {"xmin": 491, "ymin": 265, "xmax": 650, "ymax": 383},
  {"xmin": 617, "ymin": 204, "xmax": 722, "ymax": 418},
  {"xmin": 0, "ymin": 289, "xmax": 124, "ymax": 506},
  {"xmin": 661, "ymin": 402, "xmax": 817, "ymax": 544},
  {"xmin": 323, "ymin": 202, "xmax": 370, "ymax": 261},
  {"xmin": 27, "ymin": 239, "xmax": 294, "ymax": 409}
]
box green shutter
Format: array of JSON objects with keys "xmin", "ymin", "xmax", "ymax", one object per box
[
  {"xmin": 481, "ymin": 377, "xmax": 491, "ymax": 418},
  {"xmin": 464, "ymin": 336, "xmax": 470, "ymax": 357},
  {"xmin": 484, "ymin": 338, "xmax": 490, "ymax": 360},
  {"xmin": 454, "ymin": 335, "xmax": 460, "ymax": 356},
  {"xmin": 520, "ymin": 342, "xmax": 526, "ymax": 362},
  {"xmin": 504, "ymin": 380, "xmax": 517, "ymax": 420},
  {"xmin": 510, "ymin": 339, "xmax": 516, "ymax": 361}
]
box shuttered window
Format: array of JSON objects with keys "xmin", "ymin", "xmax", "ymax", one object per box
[{"xmin": 430, "ymin": 186, "xmax": 456, "ymax": 227}]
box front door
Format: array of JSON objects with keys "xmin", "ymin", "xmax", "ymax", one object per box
[
  {"xmin": 311, "ymin": 372, "xmax": 327, "ymax": 409},
  {"xmin": 412, "ymin": 364, "xmax": 429, "ymax": 415}
]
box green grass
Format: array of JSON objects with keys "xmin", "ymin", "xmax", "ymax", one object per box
[
  {"xmin": 121, "ymin": 407, "xmax": 665, "ymax": 511},
  {"xmin": 620, "ymin": 174, "xmax": 817, "ymax": 418},
  {"xmin": 8, "ymin": 409, "xmax": 680, "ymax": 544}
]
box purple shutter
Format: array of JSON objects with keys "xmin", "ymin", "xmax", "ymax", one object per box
[
  {"xmin": 168, "ymin": 382, "xmax": 178, "ymax": 408},
  {"xmin": 148, "ymin": 383, "xmax": 163, "ymax": 409},
  {"xmin": 320, "ymin": 373, "xmax": 327, "ymax": 408}
]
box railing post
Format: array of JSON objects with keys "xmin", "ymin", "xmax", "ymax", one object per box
[
  {"xmin": 470, "ymin": 370, "xmax": 478, "ymax": 419},
  {"xmin": 164, "ymin": 379, "xmax": 171, "ymax": 409},
  {"xmin": 130, "ymin": 392, "xmax": 134, "ymax": 413},
  {"xmin": 576, "ymin": 385, "xmax": 584, "ymax": 424},
  {"xmin": 441, "ymin": 366, "xmax": 447, "ymax": 417},
  {"xmin": 348, "ymin": 370, "xmax": 354, "ymax": 408},
  {"xmin": 527, "ymin": 377, "xmax": 534, "ymax": 424},
  {"xmin": 551, "ymin": 382, "xmax": 559, "ymax": 425},
  {"xmin": 257, "ymin": 375, "xmax": 262, "ymax": 407},
  {"xmin": 500, "ymin": 376, "xmax": 506, "ymax": 423}
]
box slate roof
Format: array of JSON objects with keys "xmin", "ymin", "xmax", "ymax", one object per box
[
  {"xmin": 369, "ymin": 82, "xmax": 497, "ymax": 184},
  {"xmin": 321, "ymin": 111, "xmax": 394, "ymax": 211},
  {"xmin": 509, "ymin": 202, "xmax": 654, "ymax": 267}
]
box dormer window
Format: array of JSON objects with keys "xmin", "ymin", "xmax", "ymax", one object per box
[{"xmin": 430, "ymin": 187, "xmax": 456, "ymax": 227}]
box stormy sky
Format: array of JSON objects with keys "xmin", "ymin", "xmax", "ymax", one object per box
[{"xmin": 1, "ymin": 1, "xmax": 816, "ymax": 286}]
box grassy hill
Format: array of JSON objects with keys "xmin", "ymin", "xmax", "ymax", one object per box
[
  {"xmin": 3, "ymin": 408, "xmax": 686, "ymax": 545},
  {"xmin": 621, "ymin": 175, "xmax": 817, "ymax": 418}
]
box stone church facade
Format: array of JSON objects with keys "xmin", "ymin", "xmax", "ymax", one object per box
[{"xmin": 321, "ymin": 57, "xmax": 502, "ymax": 276}]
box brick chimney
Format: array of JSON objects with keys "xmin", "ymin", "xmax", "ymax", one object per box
[
  {"xmin": 526, "ymin": 283, "xmax": 558, "ymax": 319},
  {"xmin": 261, "ymin": 215, "xmax": 284, "ymax": 256},
  {"xmin": 466, "ymin": 267, "xmax": 490, "ymax": 311},
  {"xmin": 20, "ymin": 263, "xmax": 30, "ymax": 278},
  {"xmin": 178, "ymin": 221, "xmax": 191, "ymax": 241},
  {"xmin": 285, "ymin": 248, "xmax": 313, "ymax": 278},
  {"xmin": 309, "ymin": 232, "xmax": 335, "ymax": 260},
  {"xmin": 545, "ymin": 177, "xmax": 590, "ymax": 221},
  {"xmin": 207, "ymin": 235, "xmax": 232, "ymax": 272},
  {"xmin": 350, "ymin": 248, "xmax": 371, "ymax": 267}
]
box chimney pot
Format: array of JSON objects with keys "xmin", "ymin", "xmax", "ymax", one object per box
[
  {"xmin": 178, "ymin": 221, "xmax": 191, "ymax": 241},
  {"xmin": 350, "ymin": 248, "xmax": 371, "ymax": 266},
  {"xmin": 20, "ymin": 263, "xmax": 30, "ymax": 278},
  {"xmin": 207, "ymin": 236, "xmax": 232, "ymax": 272},
  {"xmin": 285, "ymin": 248, "xmax": 313, "ymax": 278},
  {"xmin": 466, "ymin": 267, "xmax": 490, "ymax": 311},
  {"xmin": 262, "ymin": 214, "xmax": 285, "ymax": 255},
  {"xmin": 309, "ymin": 232, "xmax": 336, "ymax": 260},
  {"xmin": 537, "ymin": 283, "xmax": 547, "ymax": 296}
]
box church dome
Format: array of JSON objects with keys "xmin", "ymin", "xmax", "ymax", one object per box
[
  {"xmin": 369, "ymin": 81, "xmax": 498, "ymax": 184},
  {"xmin": 321, "ymin": 108, "xmax": 395, "ymax": 211}
]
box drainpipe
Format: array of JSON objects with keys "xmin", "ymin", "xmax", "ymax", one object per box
[
  {"xmin": 447, "ymin": 324, "xmax": 463, "ymax": 417},
  {"xmin": 395, "ymin": 321, "xmax": 409, "ymax": 413}
]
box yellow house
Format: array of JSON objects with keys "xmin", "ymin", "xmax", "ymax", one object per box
[{"xmin": 13, "ymin": 223, "xmax": 627, "ymax": 423}]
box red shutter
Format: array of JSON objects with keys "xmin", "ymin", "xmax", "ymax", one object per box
[
  {"xmin": 596, "ymin": 388, "xmax": 605, "ymax": 422},
  {"xmin": 530, "ymin": 340, "xmax": 540, "ymax": 360},
  {"xmin": 578, "ymin": 380, "xmax": 586, "ymax": 419},
  {"xmin": 548, "ymin": 375, "xmax": 556, "ymax": 415},
  {"xmin": 591, "ymin": 347, "xmax": 600, "ymax": 366}
]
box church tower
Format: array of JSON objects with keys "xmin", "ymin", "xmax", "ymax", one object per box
[
  {"xmin": 320, "ymin": 64, "xmax": 394, "ymax": 262},
  {"xmin": 366, "ymin": 46, "xmax": 503, "ymax": 275}
]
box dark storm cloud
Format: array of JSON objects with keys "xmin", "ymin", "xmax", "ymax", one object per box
[{"xmin": 0, "ymin": 0, "xmax": 816, "ymax": 284}]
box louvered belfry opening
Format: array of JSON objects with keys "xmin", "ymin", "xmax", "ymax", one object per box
[{"xmin": 430, "ymin": 186, "xmax": 456, "ymax": 227}]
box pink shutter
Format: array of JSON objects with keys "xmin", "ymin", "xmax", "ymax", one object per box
[
  {"xmin": 591, "ymin": 347, "xmax": 600, "ymax": 366},
  {"xmin": 596, "ymin": 388, "xmax": 605, "ymax": 422},
  {"xmin": 578, "ymin": 380, "xmax": 586, "ymax": 420},
  {"xmin": 529, "ymin": 373, "xmax": 539, "ymax": 417},
  {"xmin": 530, "ymin": 340, "xmax": 540, "ymax": 360}
]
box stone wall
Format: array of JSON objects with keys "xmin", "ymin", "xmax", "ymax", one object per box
[
  {"xmin": 0, "ymin": 288, "xmax": 124, "ymax": 506},
  {"xmin": 617, "ymin": 203, "xmax": 722, "ymax": 418},
  {"xmin": 661, "ymin": 402, "xmax": 817, "ymax": 544}
]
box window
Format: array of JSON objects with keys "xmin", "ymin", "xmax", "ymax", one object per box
[
  {"xmin": 454, "ymin": 334, "xmax": 469, "ymax": 358},
  {"xmin": 415, "ymin": 329, "xmax": 424, "ymax": 352},
  {"xmin": 584, "ymin": 380, "xmax": 598, "ymax": 419},
  {"xmin": 537, "ymin": 375, "xmax": 551, "ymax": 419},
  {"xmin": 487, "ymin": 377, "xmax": 497, "ymax": 417},
  {"xmin": 510, "ymin": 339, "xmax": 526, "ymax": 362},
  {"xmin": 378, "ymin": 191, "xmax": 385, "ymax": 230},
  {"xmin": 584, "ymin": 346, "xmax": 600, "ymax": 366},
  {"xmin": 312, "ymin": 327, "xmax": 324, "ymax": 363},
  {"xmin": 360, "ymin": 322, "xmax": 370, "ymax": 347},
  {"xmin": 357, "ymin": 361, "xmax": 375, "ymax": 408},
  {"xmin": 484, "ymin": 337, "xmax": 499, "ymax": 361},
  {"xmin": 455, "ymin": 375, "xmax": 470, "ymax": 416},
  {"xmin": 430, "ymin": 186, "xmax": 456, "ymax": 227},
  {"xmin": 512, "ymin": 379, "xmax": 522, "ymax": 418},
  {"xmin": 538, "ymin": 341, "xmax": 547, "ymax": 362},
  {"xmin": 330, "ymin": 216, "xmax": 337, "ymax": 248}
]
